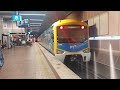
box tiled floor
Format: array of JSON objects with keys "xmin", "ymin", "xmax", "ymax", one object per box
[
  {"xmin": 0, "ymin": 43, "xmax": 56, "ymax": 79},
  {"xmin": 67, "ymin": 59, "xmax": 120, "ymax": 79},
  {"xmin": 38, "ymin": 43, "xmax": 80, "ymax": 79}
]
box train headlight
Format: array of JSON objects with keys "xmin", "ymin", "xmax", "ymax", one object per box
[
  {"xmin": 83, "ymin": 48, "xmax": 90, "ymax": 53},
  {"xmin": 57, "ymin": 49, "xmax": 65, "ymax": 54}
]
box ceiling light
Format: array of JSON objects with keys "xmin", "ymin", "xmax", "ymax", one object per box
[
  {"xmin": 30, "ymin": 25, "xmax": 41, "ymax": 26},
  {"xmin": 31, "ymin": 27, "xmax": 40, "ymax": 29},
  {"xmin": 30, "ymin": 23, "xmax": 42, "ymax": 24},
  {"xmin": 30, "ymin": 19, "xmax": 44, "ymax": 21},
  {"xmin": 19, "ymin": 14, "xmax": 46, "ymax": 16}
]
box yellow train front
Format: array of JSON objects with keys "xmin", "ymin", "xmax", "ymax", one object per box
[{"xmin": 39, "ymin": 19, "xmax": 91, "ymax": 63}]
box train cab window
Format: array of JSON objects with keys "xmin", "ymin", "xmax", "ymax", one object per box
[{"xmin": 57, "ymin": 25, "xmax": 88, "ymax": 43}]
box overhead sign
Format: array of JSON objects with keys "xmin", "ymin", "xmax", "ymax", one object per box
[
  {"xmin": 12, "ymin": 15, "xmax": 22, "ymax": 21},
  {"xmin": 16, "ymin": 20, "xmax": 24, "ymax": 26},
  {"xmin": 18, "ymin": 24, "xmax": 28, "ymax": 28},
  {"xmin": 16, "ymin": 19, "xmax": 29, "ymax": 28}
]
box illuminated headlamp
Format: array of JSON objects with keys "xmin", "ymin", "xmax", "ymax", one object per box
[
  {"xmin": 57, "ymin": 49, "xmax": 65, "ymax": 54},
  {"xmin": 83, "ymin": 48, "xmax": 90, "ymax": 53}
]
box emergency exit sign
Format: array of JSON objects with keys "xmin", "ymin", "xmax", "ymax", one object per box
[{"xmin": 12, "ymin": 15, "xmax": 22, "ymax": 21}]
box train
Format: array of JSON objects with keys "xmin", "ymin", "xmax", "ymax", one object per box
[{"xmin": 37, "ymin": 19, "xmax": 91, "ymax": 64}]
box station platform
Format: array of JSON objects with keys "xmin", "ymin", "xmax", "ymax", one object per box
[{"xmin": 0, "ymin": 43, "xmax": 80, "ymax": 79}]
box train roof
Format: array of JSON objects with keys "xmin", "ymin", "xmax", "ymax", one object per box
[{"xmin": 52, "ymin": 19, "xmax": 88, "ymax": 27}]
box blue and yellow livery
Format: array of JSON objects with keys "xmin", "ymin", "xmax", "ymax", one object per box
[{"xmin": 38, "ymin": 19, "xmax": 91, "ymax": 62}]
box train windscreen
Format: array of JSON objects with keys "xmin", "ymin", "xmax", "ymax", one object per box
[{"xmin": 57, "ymin": 25, "xmax": 88, "ymax": 43}]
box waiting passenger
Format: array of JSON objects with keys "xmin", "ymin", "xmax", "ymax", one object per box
[{"xmin": 22, "ymin": 40, "xmax": 26, "ymax": 46}]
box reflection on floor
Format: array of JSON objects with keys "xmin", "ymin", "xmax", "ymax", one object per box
[
  {"xmin": 0, "ymin": 43, "xmax": 56, "ymax": 79},
  {"xmin": 66, "ymin": 60, "xmax": 120, "ymax": 79}
]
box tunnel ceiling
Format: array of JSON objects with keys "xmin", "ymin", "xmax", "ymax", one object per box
[{"xmin": 0, "ymin": 11, "xmax": 72, "ymax": 36}]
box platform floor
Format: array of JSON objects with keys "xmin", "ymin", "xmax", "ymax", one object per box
[{"xmin": 0, "ymin": 43, "xmax": 56, "ymax": 79}]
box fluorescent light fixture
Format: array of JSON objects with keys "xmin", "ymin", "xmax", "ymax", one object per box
[
  {"xmin": 30, "ymin": 24, "xmax": 41, "ymax": 26},
  {"xmin": 30, "ymin": 25, "xmax": 41, "ymax": 26},
  {"xmin": 31, "ymin": 28, "xmax": 40, "ymax": 29},
  {"xmin": 31, "ymin": 27, "xmax": 39, "ymax": 29},
  {"xmin": 30, "ymin": 23, "xmax": 42, "ymax": 24},
  {"xmin": 89, "ymin": 36, "xmax": 120, "ymax": 40},
  {"xmin": 30, "ymin": 19, "xmax": 44, "ymax": 21},
  {"xmin": 3, "ymin": 15, "xmax": 12, "ymax": 18},
  {"xmin": 31, "ymin": 28, "xmax": 39, "ymax": 30},
  {"xmin": 19, "ymin": 14, "xmax": 46, "ymax": 16}
]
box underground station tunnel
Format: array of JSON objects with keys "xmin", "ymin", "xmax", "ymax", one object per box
[{"xmin": 0, "ymin": 11, "xmax": 120, "ymax": 79}]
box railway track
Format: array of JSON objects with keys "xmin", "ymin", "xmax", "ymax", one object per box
[{"xmin": 64, "ymin": 59, "xmax": 107, "ymax": 79}]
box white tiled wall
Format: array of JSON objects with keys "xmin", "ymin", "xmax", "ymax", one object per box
[
  {"xmin": 2, "ymin": 21, "xmax": 25, "ymax": 34},
  {"xmin": 99, "ymin": 12, "xmax": 108, "ymax": 35},
  {"xmin": 109, "ymin": 11, "xmax": 119, "ymax": 36},
  {"xmin": 88, "ymin": 11, "xmax": 120, "ymax": 36}
]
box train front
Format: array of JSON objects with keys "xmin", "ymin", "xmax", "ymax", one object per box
[{"xmin": 55, "ymin": 23, "xmax": 91, "ymax": 62}]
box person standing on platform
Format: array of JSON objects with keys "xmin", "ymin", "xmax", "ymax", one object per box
[
  {"xmin": 13, "ymin": 38, "xmax": 16, "ymax": 48},
  {"xmin": 19, "ymin": 38, "xmax": 22, "ymax": 46}
]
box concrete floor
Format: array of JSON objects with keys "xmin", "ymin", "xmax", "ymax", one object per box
[{"xmin": 0, "ymin": 43, "xmax": 56, "ymax": 79}]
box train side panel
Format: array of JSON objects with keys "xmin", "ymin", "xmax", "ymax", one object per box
[{"xmin": 39, "ymin": 26, "xmax": 54, "ymax": 54}]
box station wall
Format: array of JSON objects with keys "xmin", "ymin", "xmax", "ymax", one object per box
[
  {"xmin": 87, "ymin": 11, "xmax": 120, "ymax": 70},
  {"xmin": 66, "ymin": 11, "xmax": 120, "ymax": 36},
  {"xmin": 0, "ymin": 17, "xmax": 25, "ymax": 45},
  {"xmin": 2, "ymin": 20, "xmax": 25, "ymax": 34},
  {"xmin": 66, "ymin": 11, "xmax": 120, "ymax": 70}
]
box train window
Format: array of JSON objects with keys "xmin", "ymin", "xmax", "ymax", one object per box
[{"xmin": 57, "ymin": 25, "xmax": 88, "ymax": 43}]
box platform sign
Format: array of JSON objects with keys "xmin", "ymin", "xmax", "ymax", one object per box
[
  {"xmin": 16, "ymin": 19, "xmax": 29, "ymax": 28},
  {"xmin": 16, "ymin": 19, "xmax": 29, "ymax": 27},
  {"xmin": 12, "ymin": 15, "xmax": 22, "ymax": 21}
]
